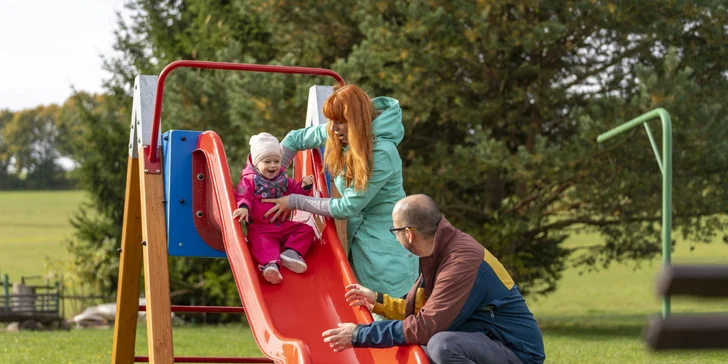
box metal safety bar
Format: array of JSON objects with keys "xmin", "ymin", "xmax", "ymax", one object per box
[
  {"xmin": 135, "ymin": 305, "xmax": 264, "ymax": 362},
  {"xmin": 138, "ymin": 305, "xmax": 244, "ymax": 314},
  {"xmin": 147, "ymin": 60, "xmax": 346, "ymax": 164},
  {"xmin": 134, "ymin": 356, "xmax": 272, "ymax": 363}
]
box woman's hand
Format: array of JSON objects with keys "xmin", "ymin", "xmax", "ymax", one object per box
[{"xmin": 261, "ymin": 195, "xmax": 291, "ymax": 223}]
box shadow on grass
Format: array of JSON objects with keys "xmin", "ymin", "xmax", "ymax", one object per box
[{"xmin": 538, "ymin": 313, "xmax": 648, "ymax": 339}]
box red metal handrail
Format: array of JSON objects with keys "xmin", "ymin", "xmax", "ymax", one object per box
[
  {"xmin": 135, "ymin": 306, "xmax": 269, "ymax": 363},
  {"xmin": 147, "ymin": 60, "xmax": 346, "ymax": 164},
  {"xmin": 138, "ymin": 305, "xmax": 244, "ymax": 314},
  {"xmin": 134, "ymin": 356, "xmax": 272, "ymax": 363}
]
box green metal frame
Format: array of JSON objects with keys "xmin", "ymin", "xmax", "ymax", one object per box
[{"xmin": 596, "ymin": 108, "xmax": 672, "ymax": 318}]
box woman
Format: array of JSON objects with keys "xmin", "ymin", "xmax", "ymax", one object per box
[{"xmin": 262, "ymin": 84, "xmax": 418, "ymax": 298}]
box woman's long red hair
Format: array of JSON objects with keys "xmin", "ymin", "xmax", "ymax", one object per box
[{"xmin": 323, "ymin": 85, "xmax": 375, "ymax": 191}]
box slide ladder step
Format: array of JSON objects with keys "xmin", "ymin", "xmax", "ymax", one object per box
[{"xmin": 134, "ymin": 356, "xmax": 271, "ymax": 363}]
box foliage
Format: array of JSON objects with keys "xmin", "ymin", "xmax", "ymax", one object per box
[
  {"xmin": 0, "ymin": 105, "xmax": 74, "ymax": 190},
  {"xmin": 64, "ymin": 0, "xmax": 728, "ymax": 300}
]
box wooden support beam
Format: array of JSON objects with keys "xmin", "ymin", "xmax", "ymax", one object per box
[
  {"xmin": 645, "ymin": 314, "xmax": 728, "ymax": 350},
  {"xmin": 657, "ymin": 265, "xmax": 728, "ymax": 298},
  {"xmin": 329, "ymin": 183, "xmax": 348, "ymax": 255},
  {"xmin": 112, "ymin": 156, "xmax": 145, "ymax": 364},
  {"xmin": 139, "ymin": 158, "xmax": 174, "ymax": 364}
]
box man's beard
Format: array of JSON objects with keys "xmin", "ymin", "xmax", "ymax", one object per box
[{"xmin": 403, "ymin": 242, "xmax": 417, "ymax": 255}]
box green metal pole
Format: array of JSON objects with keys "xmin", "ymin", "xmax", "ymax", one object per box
[
  {"xmin": 597, "ymin": 108, "xmax": 672, "ymax": 318},
  {"xmin": 643, "ymin": 123, "xmax": 664, "ymax": 174},
  {"xmin": 660, "ymin": 110, "xmax": 672, "ymax": 318}
]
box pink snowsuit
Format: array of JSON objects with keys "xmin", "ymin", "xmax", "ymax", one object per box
[{"xmin": 234, "ymin": 156, "xmax": 315, "ymax": 267}]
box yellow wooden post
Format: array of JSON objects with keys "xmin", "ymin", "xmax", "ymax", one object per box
[
  {"xmin": 138, "ymin": 154, "xmax": 174, "ymax": 364},
  {"xmin": 330, "ymin": 184, "xmax": 348, "ymax": 255},
  {"xmin": 111, "ymin": 157, "xmax": 145, "ymax": 363},
  {"xmin": 112, "ymin": 74, "xmax": 173, "ymax": 363}
]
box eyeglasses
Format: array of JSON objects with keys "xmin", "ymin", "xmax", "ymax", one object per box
[{"xmin": 390, "ymin": 226, "xmax": 417, "ymax": 236}]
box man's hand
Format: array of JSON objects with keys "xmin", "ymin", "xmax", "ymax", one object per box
[
  {"xmin": 345, "ymin": 284, "xmax": 376, "ymax": 311},
  {"xmin": 232, "ymin": 207, "xmax": 249, "ymax": 223},
  {"xmin": 301, "ymin": 175, "xmax": 314, "ymax": 188},
  {"xmin": 322, "ymin": 323, "xmax": 357, "ymax": 352}
]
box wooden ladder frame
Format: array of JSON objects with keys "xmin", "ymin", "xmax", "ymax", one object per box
[{"xmin": 111, "ymin": 75, "xmax": 174, "ymax": 364}]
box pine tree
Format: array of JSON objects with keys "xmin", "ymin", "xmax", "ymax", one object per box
[{"xmin": 67, "ymin": 0, "xmax": 728, "ymax": 299}]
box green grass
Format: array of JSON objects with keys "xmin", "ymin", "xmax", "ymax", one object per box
[
  {"xmin": 0, "ymin": 191, "xmax": 85, "ymax": 280},
  {"xmin": 2, "ymin": 191, "xmax": 728, "ymax": 362},
  {"xmin": 0, "ymin": 324, "xmax": 263, "ymax": 364},
  {"xmin": 528, "ymin": 230, "xmax": 728, "ymax": 363}
]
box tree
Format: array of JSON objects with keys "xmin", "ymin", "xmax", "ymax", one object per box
[
  {"xmin": 66, "ymin": 0, "xmax": 276, "ymax": 307},
  {"xmin": 0, "ymin": 110, "xmax": 22, "ymax": 189},
  {"xmin": 333, "ymin": 1, "xmax": 728, "ymax": 293},
  {"xmin": 68, "ymin": 0, "xmax": 728, "ymax": 300},
  {"xmin": 1, "ymin": 105, "xmax": 71, "ymax": 189}
]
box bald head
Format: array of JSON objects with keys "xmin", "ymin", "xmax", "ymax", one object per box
[{"xmin": 393, "ymin": 194, "xmax": 442, "ymax": 238}]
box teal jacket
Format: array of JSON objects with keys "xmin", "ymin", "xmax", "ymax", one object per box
[{"xmin": 281, "ymin": 97, "xmax": 419, "ymax": 297}]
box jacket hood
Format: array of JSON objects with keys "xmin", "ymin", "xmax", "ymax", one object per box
[{"xmin": 371, "ymin": 96, "xmax": 404, "ymax": 146}]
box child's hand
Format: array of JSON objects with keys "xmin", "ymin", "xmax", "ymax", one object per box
[
  {"xmin": 301, "ymin": 175, "xmax": 314, "ymax": 188},
  {"xmin": 232, "ymin": 207, "xmax": 249, "ymax": 223}
]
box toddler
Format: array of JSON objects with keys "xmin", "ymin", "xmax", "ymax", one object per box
[{"xmin": 233, "ymin": 132, "xmax": 315, "ymax": 284}]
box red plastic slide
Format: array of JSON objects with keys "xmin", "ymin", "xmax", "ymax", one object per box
[{"xmin": 195, "ymin": 131, "xmax": 429, "ymax": 364}]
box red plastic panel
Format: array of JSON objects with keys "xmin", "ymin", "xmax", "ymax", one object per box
[{"xmin": 192, "ymin": 149, "xmax": 225, "ymax": 251}]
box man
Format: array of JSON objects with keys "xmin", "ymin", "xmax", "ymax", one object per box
[{"xmin": 322, "ymin": 194, "xmax": 546, "ymax": 364}]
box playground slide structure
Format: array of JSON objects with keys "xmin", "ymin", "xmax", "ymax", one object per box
[{"xmin": 111, "ymin": 61, "xmax": 429, "ymax": 364}]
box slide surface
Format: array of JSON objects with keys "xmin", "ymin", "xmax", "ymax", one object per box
[{"xmin": 196, "ymin": 131, "xmax": 429, "ymax": 364}]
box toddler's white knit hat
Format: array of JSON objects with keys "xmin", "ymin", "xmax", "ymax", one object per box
[{"xmin": 249, "ymin": 132, "xmax": 282, "ymax": 166}]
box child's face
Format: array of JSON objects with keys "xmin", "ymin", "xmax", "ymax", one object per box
[{"xmin": 256, "ymin": 156, "xmax": 281, "ymax": 179}]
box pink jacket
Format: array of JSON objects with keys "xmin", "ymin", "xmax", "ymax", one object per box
[{"xmin": 234, "ymin": 155, "xmax": 312, "ymax": 224}]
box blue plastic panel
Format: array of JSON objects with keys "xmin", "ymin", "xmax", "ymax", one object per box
[{"xmin": 162, "ymin": 130, "xmax": 227, "ymax": 258}]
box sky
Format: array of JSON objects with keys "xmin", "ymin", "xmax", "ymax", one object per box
[{"xmin": 0, "ymin": 0, "xmax": 125, "ymax": 111}]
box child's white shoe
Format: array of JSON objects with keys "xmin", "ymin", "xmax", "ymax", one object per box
[{"xmin": 262, "ymin": 262, "xmax": 282, "ymax": 284}]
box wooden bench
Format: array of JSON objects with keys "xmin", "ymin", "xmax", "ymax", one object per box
[{"xmin": 645, "ymin": 265, "xmax": 728, "ymax": 350}]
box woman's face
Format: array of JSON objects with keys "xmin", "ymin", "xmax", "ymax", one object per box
[{"xmin": 331, "ymin": 121, "xmax": 348, "ymax": 145}]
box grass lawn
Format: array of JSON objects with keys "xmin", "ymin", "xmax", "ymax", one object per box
[
  {"xmin": 0, "ymin": 324, "xmax": 263, "ymax": 364},
  {"xmin": 0, "ymin": 191, "xmax": 85, "ymax": 280},
  {"xmin": 529, "ymin": 230, "xmax": 728, "ymax": 363},
  {"xmin": 2, "ymin": 191, "xmax": 728, "ymax": 363}
]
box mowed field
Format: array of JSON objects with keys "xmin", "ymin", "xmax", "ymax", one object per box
[{"xmin": 0, "ymin": 191, "xmax": 84, "ymax": 279}]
